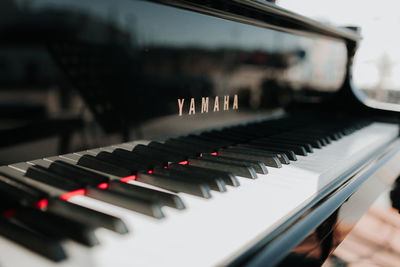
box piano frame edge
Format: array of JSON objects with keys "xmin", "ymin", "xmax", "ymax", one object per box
[
  {"xmin": 226, "ymin": 137, "xmax": 400, "ymax": 266},
  {"xmin": 157, "ymin": 0, "xmax": 360, "ymax": 43}
]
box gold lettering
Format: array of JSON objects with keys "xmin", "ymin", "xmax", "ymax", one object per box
[
  {"xmin": 201, "ymin": 97, "xmax": 209, "ymax": 113},
  {"xmin": 224, "ymin": 95, "xmax": 229, "ymax": 111},
  {"xmin": 232, "ymin": 94, "xmax": 239, "ymax": 110},
  {"xmin": 177, "ymin": 98, "xmax": 185, "ymax": 116},
  {"xmin": 213, "ymin": 96, "xmax": 219, "ymax": 112},
  {"xmin": 189, "ymin": 98, "xmax": 196, "ymax": 115}
]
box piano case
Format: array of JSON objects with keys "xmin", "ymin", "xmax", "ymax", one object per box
[{"xmin": 0, "ymin": 0, "xmax": 399, "ymax": 266}]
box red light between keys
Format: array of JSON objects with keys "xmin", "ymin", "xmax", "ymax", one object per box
[
  {"xmin": 120, "ymin": 175, "xmax": 137, "ymax": 183},
  {"xmin": 97, "ymin": 183, "xmax": 109, "ymax": 189},
  {"xmin": 35, "ymin": 198, "xmax": 49, "ymax": 209},
  {"xmin": 60, "ymin": 188, "xmax": 87, "ymax": 201},
  {"xmin": 2, "ymin": 209, "xmax": 16, "ymax": 218}
]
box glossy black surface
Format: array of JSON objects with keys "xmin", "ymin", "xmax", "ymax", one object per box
[
  {"xmin": 0, "ymin": 0, "xmax": 349, "ymax": 163},
  {"xmin": 278, "ymin": 150, "xmax": 400, "ymax": 267},
  {"xmin": 0, "ymin": 1, "xmax": 399, "ymax": 266},
  {"xmin": 234, "ymin": 140, "xmax": 400, "ymax": 267}
]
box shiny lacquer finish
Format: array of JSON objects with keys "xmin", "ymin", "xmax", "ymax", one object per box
[
  {"xmin": 0, "ymin": 0, "xmax": 350, "ymax": 164},
  {"xmin": 237, "ymin": 140, "xmax": 400, "ymax": 266}
]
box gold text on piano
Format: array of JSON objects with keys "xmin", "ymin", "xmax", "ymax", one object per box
[{"xmin": 177, "ymin": 95, "xmax": 239, "ymax": 116}]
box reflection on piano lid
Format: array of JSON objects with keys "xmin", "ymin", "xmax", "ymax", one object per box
[{"xmin": 0, "ymin": 0, "xmax": 400, "ymax": 267}]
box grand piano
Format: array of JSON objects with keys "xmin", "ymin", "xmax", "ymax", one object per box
[{"xmin": 1, "ymin": 0, "xmax": 400, "ymax": 266}]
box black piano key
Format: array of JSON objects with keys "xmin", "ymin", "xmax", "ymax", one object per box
[
  {"xmin": 132, "ymin": 144, "xmax": 187, "ymax": 163},
  {"xmin": 288, "ymin": 132, "xmax": 328, "ymax": 146},
  {"xmin": 47, "ymin": 198, "xmax": 128, "ymax": 234},
  {"xmin": 77, "ymin": 154, "xmax": 133, "ymax": 177},
  {"xmin": 149, "ymin": 141, "xmax": 201, "ymax": 157},
  {"xmin": 228, "ymin": 127, "xmax": 265, "ymax": 139},
  {"xmin": 0, "ymin": 167, "xmax": 66, "ymax": 197},
  {"xmin": 265, "ymin": 137, "xmax": 313, "ymax": 153},
  {"xmin": 221, "ymin": 130, "xmax": 263, "ymax": 142},
  {"xmin": 317, "ymin": 127, "xmax": 343, "ymax": 140},
  {"xmin": 27, "ymin": 162, "xmax": 113, "ymax": 201},
  {"xmin": 14, "ymin": 207, "xmax": 99, "ymax": 247},
  {"xmin": 319, "ymin": 136, "xmax": 329, "ymax": 145},
  {"xmin": 25, "ymin": 165, "xmax": 82, "ymax": 191},
  {"xmin": 218, "ymin": 129, "xmax": 250, "ymax": 139},
  {"xmin": 200, "ymin": 154, "xmax": 268, "ymax": 174},
  {"xmin": 0, "ymin": 218, "xmax": 66, "ymax": 261},
  {"xmin": 299, "ymin": 130, "xmax": 333, "ymax": 143},
  {"xmin": 188, "ymin": 157, "xmax": 257, "ymax": 179},
  {"xmin": 289, "ymin": 130, "xmax": 330, "ymax": 143},
  {"xmin": 0, "ymin": 195, "xmax": 22, "ymax": 211},
  {"xmin": 320, "ymin": 135, "xmax": 331, "ymax": 144},
  {"xmin": 24, "ymin": 161, "xmax": 166, "ymax": 219},
  {"xmin": 218, "ymin": 148, "xmax": 282, "ymax": 168},
  {"xmin": 177, "ymin": 136, "xmax": 221, "ymax": 149},
  {"xmin": 136, "ymin": 172, "xmax": 211, "ymax": 199},
  {"xmin": 0, "ymin": 175, "xmax": 49, "ymax": 207},
  {"xmin": 0, "ymin": 194, "xmax": 24, "ymax": 212},
  {"xmin": 154, "ymin": 167, "xmax": 227, "ymax": 192},
  {"xmin": 85, "ymin": 187, "xmax": 164, "ymax": 219},
  {"xmin": 147, "ymin": 142, "xmax": 198, "ymax": 159},
  {"xmin": 250, "ymin": 126, "xmax": 281, "ymax": 136},
  {"xmin": 249, "ymin": 140, "xmax": 307, "ymax": 156},
  {"xmin": 187, "ymin": 134, "xmax": 233, "ymax": 146},
  {"xmin": 235, "ymin": 144, "xmax": 297, "ymax": 161},
  {"xmin": 296, "ymin": 132, "xmax": 330, "ymax": 144},
  {"xmin": 343, "ymin": 128, "xmax": 354, "ymax": 135},
  {"xmin": 307, "ymin": 129, "xmax": 340, "ymax": 140},
  {"xmin": 165, "ymin": 139, "xmax": 215, "ymax": 153},
  {"xmin": 273, "ymin": 134, "xmax": 323, "ymax": 148},
  {"xmin": 95, "ymin": 151, "xmax": 151, "ymax": 172},
  {"xmin": 168, "ymin": 163, "xmax": 240, "ymax": 187},
  {"xmin": 0, "ymin": 184, "xmax": 43, "ymax": 212},
  {"xmin": 272, "ymin": 152, "xmax": 291, "ymax": 164},
  {"xmin": 41, "ymin": 160, "xmax": 110, "ymax": 187},
  {"xmin": 112, "ymin": 148, "xmax": 165, "ymax": 168},
  {"xmin": 235, "ymin": 144, "xmax": 293, "ymax": 163},
  {"xmin": 201, "ymin": 131, "xmax": 244, "ymax": 143},
  {"xmin": 108, "ymin": 180, "xmax": 185, "ymax": 209},
  {"xmin": 147, "ymin": 141, "xmax": 193, "ymax": 158},
  {"xmin": 22, "ymin": 162, "xmax": 165, "ymax": 218},
  {"xmin": 330, "ymin": 132, "xmax": 342, "ymax": 140},
  {"xmin": 131, "ymin": 144, "xmax": 174, "ymax": 159}
]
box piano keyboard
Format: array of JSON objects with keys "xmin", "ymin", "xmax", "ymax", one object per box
[{"xmin": 0, "ymin": 117, "xmax": 398, "ymax": 267}]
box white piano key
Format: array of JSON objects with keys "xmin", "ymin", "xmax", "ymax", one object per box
[{"xmin": 0, "ymin": 122, "xmax": 398, "ymax": 267}]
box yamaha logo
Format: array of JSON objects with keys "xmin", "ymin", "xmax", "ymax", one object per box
[{"xmin": 177, "ymin": 95, "xmax": 239, "ymax": 116}]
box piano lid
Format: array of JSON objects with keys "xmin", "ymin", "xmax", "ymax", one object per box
[
  {"xmin": 0, "ymin": 0, "xmax": 360, "ymax": 162},
  {"xmin": 167, "ymin": 0, "xmax": 360, "ymax": 42}
]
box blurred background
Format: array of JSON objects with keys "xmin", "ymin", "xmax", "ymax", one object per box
[
  {"xmin": 280, "ymin": 0, "xmax": 400, "ymax": 105},
  {"xmin": 279, "ymin": 1, "xmax": 400, "ymax": 266}
]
